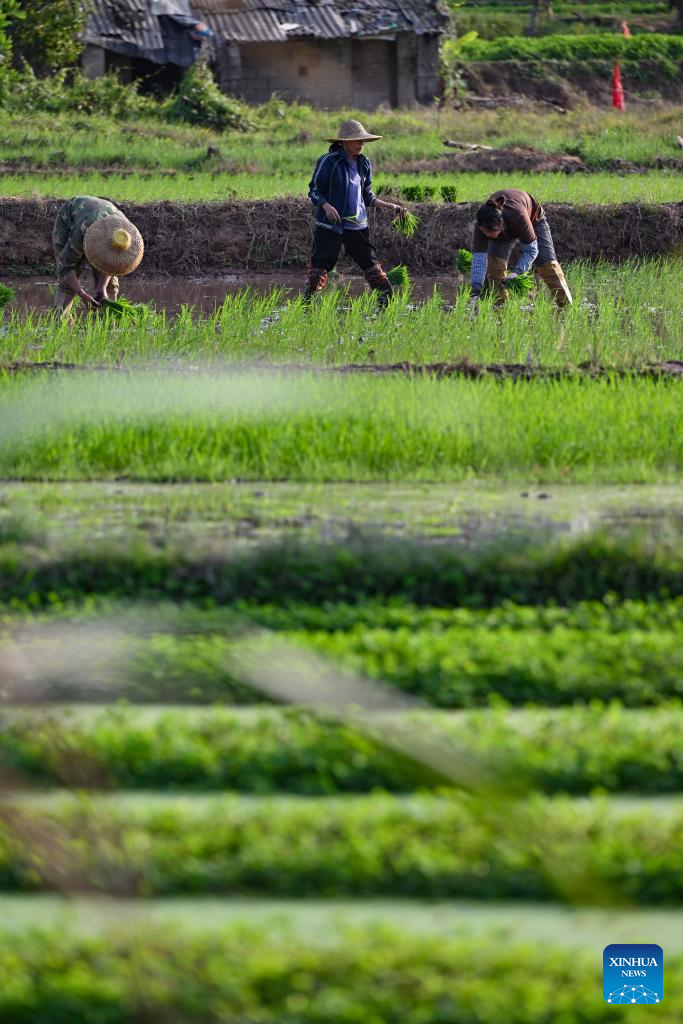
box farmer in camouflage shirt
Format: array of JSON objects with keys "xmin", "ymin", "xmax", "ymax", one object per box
[{"xmin": 52, "ymin": 196, "xmax": 144, "ymax": 316}]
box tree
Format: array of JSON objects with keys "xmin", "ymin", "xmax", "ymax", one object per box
[
  {"xmin": 0, "ymin": 0, "xmax": 22, "ymax": 71},
  {"xmin": 9, "ymin": 0, "xmax": 90, "ymax": 75}
]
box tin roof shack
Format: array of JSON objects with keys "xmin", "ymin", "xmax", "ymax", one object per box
[
  {"xmin": 83, "ymin": 0, "xmax": 448, "ymax": 107},
  {"xmin": 196, "ymin": 0, "xmax": 449, "ymax": 107},
  {"xmin": 83, "ymin": 0, "xmax": 212, "ymax": 91}
]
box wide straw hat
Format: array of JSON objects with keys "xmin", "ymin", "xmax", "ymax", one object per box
[
  {"xmin": 83, "ymin": 215, "xmax": 144, "ymax": 277},
  {"xmin": 326, "ymin": 119, "xmax": 382, "ymax": 143}
]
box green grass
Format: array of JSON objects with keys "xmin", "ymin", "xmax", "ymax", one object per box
[
  {"xmin": 3, "ymin": 169, "xmax": 681, "ymax": 203},
  {"xmin": 1, "ymin": 373, "xmax": 682, "ymax": 483},
  {"xmin": 4, "ymin": 703, "xmax": 683, "ymax": 795},
  {"xmin": 2, "ymin": 928, "xmax": 681, "ymax": 1023},
  {"xmin": 459, "ymin": 30, "xmax": 683, "ymax": 62},
  {"xmin": 2, "ymin": 790, "xmax": 683, "ymax": 901},
  {"xmin": 1, "ymin": 105, "xmax": 680, "ymax": 177},
  {"xmin": 3, "ymin": 261, "xmax": 682, "ymax": 368}
]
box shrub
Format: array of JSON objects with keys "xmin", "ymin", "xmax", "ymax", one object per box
[
  {"xmin": 163, "ymin": 60, "xmax": 253, "ymax": 132},
  {"xmin": 3, "ymin": 66, "xmax": 155, "ymax": 117}
]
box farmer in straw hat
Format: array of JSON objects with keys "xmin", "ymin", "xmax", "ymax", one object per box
[
  {"xmin": 305, "ymin": 119, "xmax": 405, "ymax": 306},
  {"xmin": 52, "ymin": 196, "xmax": 144, "ymax": 317},
  {"xmin": 469, "ymin": 188, "xmax": 572, "ymax": 309}
]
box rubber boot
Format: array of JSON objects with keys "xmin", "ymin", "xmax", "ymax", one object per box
[
  {"xmin": 536, "ymin": 260, "xmax": 572, "ymax": 308},
  {"xmin": 486, "ymin": 255, "xmax": 509, "ymax": 306},
  {"xmin": 365, "ymin": 264, "xmax": 393, "ymax": 308},
  {"xmin": 303, "ymin": 267, "xmax": 328, "ymax": 302}
]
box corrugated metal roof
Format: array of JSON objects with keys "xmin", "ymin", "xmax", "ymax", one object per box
[
  {"xmin": 85, "ymin": 0, "xmax": 166, "ymax": 58},
  {"xmin": 85, "ymin": 0, "xmax": 447, "ymax": 56},
  {"xmin": 194, "ymin": 0, "xmax": 447, "ymax": 42}
]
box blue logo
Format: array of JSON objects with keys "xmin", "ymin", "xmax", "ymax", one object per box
[{"xmin": 604, "ymin": 944, "xmax": 663, "ymax": 1004}]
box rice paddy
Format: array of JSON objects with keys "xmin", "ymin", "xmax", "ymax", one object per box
[{"xmin": 2, "ymin": 91, "xmax": 682, "ymax": 1021}]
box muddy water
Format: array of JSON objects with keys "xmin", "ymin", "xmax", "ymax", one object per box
[{"xmin": 8, "ymin": 272, "xmax": 459, "ymax": 316}]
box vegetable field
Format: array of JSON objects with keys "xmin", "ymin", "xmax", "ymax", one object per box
[{"xmin": 1, "ymin": 87, "xmax": 682, "ymax": 1021}]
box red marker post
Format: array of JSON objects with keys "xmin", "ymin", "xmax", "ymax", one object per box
[{"xmin": 612, "ymin": 20, "xmax": 630, "ymax": 109}]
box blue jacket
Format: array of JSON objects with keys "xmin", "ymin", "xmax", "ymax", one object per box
[{"xmin": 308, "ymin": 145, "xmax": 376, "ymax": 234}]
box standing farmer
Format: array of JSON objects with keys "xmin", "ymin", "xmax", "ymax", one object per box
[
  {"xmin": 304, "ymin": 120, "xmax": 405, "ymax": 306},
  {"xmin": 52, "ymin": 196, "xmax": 144, "ymax": 317},
  {"xmin": 469, "ymin": 189, "xmax": 572, "ymax": 308}
]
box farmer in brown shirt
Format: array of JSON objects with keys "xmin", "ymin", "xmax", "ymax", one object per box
[{"xmin": 469, "ymin": 189, "xmax": 571, "ymax": 307}]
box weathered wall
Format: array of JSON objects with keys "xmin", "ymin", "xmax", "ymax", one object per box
[
  {"xmin": 222, "ymin": 39, "xmax": 355, "ymax": 107},
  {"xmin": 2, "ymin": 198, "xmax": 681, "ymax": 277},
  {"xmin": 215, "ymin": 36, "xmax": 411, "ymax": 108}
]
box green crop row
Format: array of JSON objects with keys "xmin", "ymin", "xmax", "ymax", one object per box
[
  {"xmin": 2, "ymin": 928, "xmax": 679, "ymax": 1023},
  {"xmin": 459, "ymin": 31, "xmax": 683, "ymax": 62},
  {"xmin": 3, "ymin": 260, "xmax": 683, "ymax": 369},
  {"xmin": 2, "ymin": 531, "xmax": 683, "ymax": 609},
  {"xmin": 1, "ymin": 792, "xmax": 682, "ymax": 901},
  {"xmin": 6, "ymin": 595, "xmax": 683, "ymax": 637},
  {"xmin": 2, "ymin": 374, "xmax": 683, "ymax": 484},
  {"xmin": 3, "ymin": 705, "xmax": 683, "ymax": 795},
  {"xmin": 3, "ymin": 620, "xmax": 682, "ymax": 706}
]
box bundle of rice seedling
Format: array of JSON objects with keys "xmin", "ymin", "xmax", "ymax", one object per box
[
  {"xmin": 441, "ymin": 185, "xmax": 458, "ymax": 203},
  {"xmin": 401, "ymin": 185, "xmax": 425, "ymax": 202},
  {"xmin": 101, "ymin": 297, "xmax": 147, "ymax": 321},
  {"xmin": 391, "ymin": 210, "xmax": 420, "ymax": 238},
  {"xmin": 0, "ymin": 282, "xmax": 16, "ymax": 309},
  {"xmin": 456, "ymin": 248, "xmax": 472, "ymax": 274},
  {"xmin": 503, "ymin": 272, "xmax": 535, "ymax": 295},
  {"xmin": 386, "ymin": 265, "xmax": 411, "ymax": 290}
]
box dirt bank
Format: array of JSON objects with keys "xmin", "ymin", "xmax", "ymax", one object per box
[
  {"xmin": 1, "ymin": 198, "xmax": 681, "ymax": 277},
  {"xmin": 462, "ymin": 59, "xmax": 683, "ymax": 107},
  {"xmin": 3, "ymin": 359, "xmax": 683, "ymax": 380}
]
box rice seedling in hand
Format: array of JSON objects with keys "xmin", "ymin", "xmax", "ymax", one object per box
[
  {"xmin": 101, "ymin": 297, "xmax": 150, "ymax": 321},
  {"xmin": 502, "ymin": 273, "xmax": 535, "ymax": 296},
  {"xmin": 392, "ymin": 210, "xmax": 420, "ymax": 238},
  {"xmin": 457, "ymin": 249, "xmax": 472, "ymax": 274},
  {"xmin": 0, "ymin": 283, "xmax": 16, "ymax": 309}
]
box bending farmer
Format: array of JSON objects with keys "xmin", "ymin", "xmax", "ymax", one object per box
[
  {"xmin": 52, "ymin": 196, "xmax": 144, "ymax": 316},
  {"xmin": 470, "ymin": 189, "xmax": 571, "ymax": 308},
  {"xmin": 305, "ymin": 120, "xmax": 405, "ymax": 307}
]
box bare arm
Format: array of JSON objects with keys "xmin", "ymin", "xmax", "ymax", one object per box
[{"xmin": 61, "ymin": 271, "xmax": 100, "ymax": 309}]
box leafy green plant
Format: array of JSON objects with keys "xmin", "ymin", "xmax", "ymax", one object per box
[
  {"xmin": 5, "ymin": 66, "xmax": 155, "ymax": 117},
  {"xmin": 0, "ymin": 281, "xmax": 15, "ymax": 307},
  {"xmin": 164, "ymin": 60, "xmax": 253, "ymax": 132},
  {"xmin": 440, "ymin": 184, "xmax": 458, "ymax": 202}
]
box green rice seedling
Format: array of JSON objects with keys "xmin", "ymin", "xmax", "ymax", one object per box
[
  {"xmin": 457, "ymin": 248, "xmax": 472, "ymax": 274},
  {"xmin": 440, "ymin": 185, "xmax": 458, "ymax": 203},
  {"xmin": 101, "ymin": 297, "xmax": 150, "ymax": 321},
  {"xmin": 0, "ymin": 283, "xmax": 15, "ymax": 308},
  {"xmin": 386, "ymin": 265, "xmax": 411, "ymax": 290},
  {"xmin": 401, "ymin": 185, "xmax": 426, "ymax": 202},
  {"xmin": 391, "ymin": 210, "xmax": 420, "ymax": 238},
  {"xmin": 504, "ymin": 272, "xmax": 535, "ymax": 296}
]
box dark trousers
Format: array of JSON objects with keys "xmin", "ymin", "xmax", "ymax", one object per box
[{"xmin": 310, "ymin": 226, "xmax": 379, "ymax": 272}]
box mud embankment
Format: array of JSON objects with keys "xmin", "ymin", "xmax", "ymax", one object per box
[
  {"xmin": 462, "ymin": 59, "xmax": 683, "ymax": 107},
  {"xmin": 1, "ymin": 198, "xmax": 681, "ymax": 278}
]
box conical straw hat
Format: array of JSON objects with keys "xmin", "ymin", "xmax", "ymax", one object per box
[
  {"xmin": 83, "ymin": 215, "xmax": 144, "ymax": 277},
  {"xmin": 326, "ymin": 119, "xmax": 382, "ymax": 142}
]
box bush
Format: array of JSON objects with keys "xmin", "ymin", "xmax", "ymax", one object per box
[
  {"xmin": 9, "ymin": 0, "xmax": 89, "ymax": 75},
  {"xmin": 3, "ymin": 66, "xmax": 156, "ymax": 117},
  {"xmin": 163, "ymin": 60, "xmax": 253, "ymax": 132}
]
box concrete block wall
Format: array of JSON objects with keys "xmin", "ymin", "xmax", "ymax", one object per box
[{"xmin": 234, "ymin": 40, "xmax": 355, "ymax": 107}]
